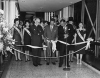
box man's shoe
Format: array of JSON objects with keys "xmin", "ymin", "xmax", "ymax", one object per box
[
  {"xmin": 59, "ymin": 64, "xmax": 62, "ymax": 67},
  {"xmin": 33, "ymin": 63, "xmax": 38, "ymax": 67},
  {"xmin": 34, "ymin": 64, "xmax": 38, "ymax": 67},
  {"xmin": 46, "ymin": 63, "xmax": 49, "ymax": 65},
  {"xmin": 52, "ymin": 62, "xmax": 56, "ymax": 65},
  {"xmin": 38, "ymin": 63, "xmax": 42, "ymax": 66},
  {"xmin": 67, "ymin": 65, "xmax": 70, "ymax": 68}
]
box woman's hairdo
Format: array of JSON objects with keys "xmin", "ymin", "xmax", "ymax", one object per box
[{"xmin": 14, "ymin": 18, "xmax": 19, "ymax": 23}]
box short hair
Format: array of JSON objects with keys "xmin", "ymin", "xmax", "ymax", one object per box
[
  {"xmin": 44, "ymin": 21, "xmax": 49, "ymax": 25},
  {"xmin": 60, "ymin": 19, "xmax": 66, "ymax": 23},
  {"xmin": 14, "ymin": 18, "xmax": 19, "ymax": 23},
  {"xmin": 25, "ymin": 20, "xmax": 30, "ymax": 24},
  {"xmin": 50, "ymin": 18, "xmax": 55, "ymax": 22}
]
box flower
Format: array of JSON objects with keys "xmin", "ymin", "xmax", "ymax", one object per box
[
  {"xmin": 0, "ymin": 42, "xmax": 3, "ymax": 51},
  {"xmin": 0, "ymin": 16, "xmax": 15, "ymax": 55},
  {"xmin": 0, "ymin": 34, "xmax": 3, "ymax": 38},
  {"xmin": 3, "ymin": 27, "xmax": 9, "ymax": 32},
  {"xmin": 0, "ymin": 9, "xmax": 4, "ymax": 14}
]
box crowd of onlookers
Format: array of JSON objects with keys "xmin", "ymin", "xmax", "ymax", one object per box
[{"xmin": 12, "ymin": 15, "xmax": 86, "ymax": 68}]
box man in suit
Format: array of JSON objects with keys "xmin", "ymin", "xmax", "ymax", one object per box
[
  {"xmin": 30, "ymin": 18, "xmax": 44, "ymax": 67},
  {"xmin": 58, "ymin": 19, "xmax": 68, "ymax": 67},
  {"xmin": 66, "ymin": 17, "xmax": 76, "ymax": 67},
  {"xmin": 44, "ymin": 18, "xmax": 58, "ymax": 65}
]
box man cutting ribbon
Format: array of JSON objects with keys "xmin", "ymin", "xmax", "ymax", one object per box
[{"xmin": 44, "ymin": 18, "xmax": 58, "ymax": 65}]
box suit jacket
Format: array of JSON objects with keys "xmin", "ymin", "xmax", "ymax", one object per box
[
  {"xmin": 58, "ymin": 25, "xmax": 66, "ymax": 41},
  {"xmin": 44, "ymin": 25, "xmax": 58, "ymax": 41},
  {"xmin": 67, "ymin": 24, "xmax": 75, "ymax": 37},
  {"xmin": 67, "ymin": 24, "xmax": 75, "ymax": 44},
  {"xmin": 29, "ymin": 25, "xmax": 44, "ymax": 46}
]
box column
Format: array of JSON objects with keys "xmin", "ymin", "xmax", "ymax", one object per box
[
  {"xmin": 96, "ymin": 0, "xmax": 100, "ymax": 57},
  {"xmin": 68, "ymin": 4, "xmax": 74, "ymax": 17},
  {"xmin": 65, "ymin": 7, "xmax": 68, "ymax": 21},
  {"xmin": 15, "ymin": 5, "xmax": 19, "ymax": 18},
  {"xmin": 49, "ymin": 12, "xmax": 50, "ymax": 22},
  {"xmin": 46, "ymin": 12, "xmax": 48, "ymax": 21},
  {"xmin": 9, "ymin": 0, "xmax": 17, "ymax": 28},
  {"xmin": 5, "ymin": 0, "xmax": 9, "ymax": 26},
  {"xmin": 51, "ymin": 12, "xmax": 53, "ymax": 18},
  {"xmin": 0, "ymin": 0, "xmax": 1, "ymax": 9},
  {"xmin": 81, "ymin": 0, "xmax": 85, "ymax": 23},
  {"xmin": 63, "ymin": 8, "xmax": 65, "ymax": 19},
  {"xmin": 63, "ymin": 7, "xmax": 68, "ymax": 21},
  {"xmin": 59, "ymin": 11, "xmax": 62, "ymax": 19},
  {"xmin": 45, "ymin": 12, "xmax": 46, "ymax": 21}
]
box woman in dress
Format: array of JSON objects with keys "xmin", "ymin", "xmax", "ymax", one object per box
[
  {"xmin": 75, "ymin": 22, "xmax": 86, "ymax": 64},
  {"xmin": 23, "ymin": 20, "xmax": 31, "ymax": 62},
  {"xmin": 13, "ymin": 18, "xmax": 22, "ymax": 61}
]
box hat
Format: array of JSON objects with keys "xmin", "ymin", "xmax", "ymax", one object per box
[
  {"xmin": 0, "ymin": 9, "xmax": 4, "ymax": 14},
  {"xmin": 68, "ymin": 17, "xmax": 74, "ymax": 21}
]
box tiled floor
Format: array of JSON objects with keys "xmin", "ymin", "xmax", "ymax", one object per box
[{"xmin": 4, "ymin": 57, "xmax": 100, "ymax": 78}]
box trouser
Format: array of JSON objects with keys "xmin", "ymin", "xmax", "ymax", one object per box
[
  {"xmin": 32, "ymin": 48, "xmax": 41, "ymax": 65},
  {"xmin": 46, "ymin": 41, "xmax": 56, "ymax": 63},
  {"xmin": 59, "ymin": 43, "xmax": 66, "ymax": 65},
  {"xmin": 65, "ymin": 48, "xmax": 70, "ymax": 66},
  {"xmin": 66, "ymin": 36, "xmax": 74, "ymax": 66}
]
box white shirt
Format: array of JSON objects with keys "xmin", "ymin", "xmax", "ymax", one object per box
[{"xmin": 50, "ymin": 25, "xmax": 53, "ymax": 31}]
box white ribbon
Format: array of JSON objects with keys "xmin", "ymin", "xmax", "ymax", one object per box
[
  {"xmin": 46, "ymin": 39, "xmax": 57, "ymax": 53},
  {"xmin": 85, "ymin": 38, "xmax": 93, "ymax": 50},
  {"xmin": 58, "ymin": 40, "xmax": 70, "ymax": 45},
  {"xmin": 0, "ymin": 9, "xmax": 4, "ymax": 14},
  {"xmin": 43, "ymin": 44, "xmax": 47, "ymax": 50},
  {"xmin": 26, "ymin": 45, "xmax": 47, "ymax": 49},
  {"xmin": 51, "ymin": 40, "xmax": 57, "ymax": 53}
]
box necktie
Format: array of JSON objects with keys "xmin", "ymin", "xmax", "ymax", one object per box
[{"xmin": 50, "ymin": 25, "xmax": 53, "ymax": 31}]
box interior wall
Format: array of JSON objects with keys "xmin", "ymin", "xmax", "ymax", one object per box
[
  {"xmin": 74, "ymin": 1, "xmax": 82, "ymax": 27},
  {"xmin": 36, "ymin": 12, "xmax": 44, "ymax": 21}
]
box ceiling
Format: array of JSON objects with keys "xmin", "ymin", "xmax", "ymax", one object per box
[{"xmin": 18, "ymin": 0, "xmax": 81, "ymax": 12}]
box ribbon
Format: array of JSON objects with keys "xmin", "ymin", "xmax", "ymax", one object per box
[
  {"xmin": 14, "ymin": 26, "xmax": 23, "ymax": 41},
  {"xmin": 26, "ymin": 45, "xmax": 47, "ymax": 49},
  {"xmin": 51, "ymin": 40, "xmax": 57, "ymax": 53},
  {"xmin": 46, "ymin": 39, "xmax": 57, "ymax": 53},
  {"xmin": 58, "ymin": 40, "xmax": 70, "ymax": 45},
  {"xmin": 11, "ymin": 45, "xmax": 86, "ymax": 58},
  {"xmin": 23, "ymin": 28, "xmax": 31, "ymax": 36},
  {"xmin": 85, "ymin": 38, "xmax": 93, "ymax": 50}
]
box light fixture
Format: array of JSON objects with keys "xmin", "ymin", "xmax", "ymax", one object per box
[{"xmin": 22, "ymin": 0, "xmax": 25, "ymax": 2}]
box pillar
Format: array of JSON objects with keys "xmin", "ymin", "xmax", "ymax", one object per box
[
  {"xmin": 81, "ymin": 0, "xmax": 85, "ymax": 23},
  {"xmin": 48, "ymin": 12, "xmax": 50, "ymax": 22},
  {"xmin": 63, "ymin": 7, "xmax": 68, "ymax": 21},
  {"xmin": 68, "ymin": 4, "xmax": 74, "ymax": 18},
  {"xmin": 45, "ymin": 12, "xmax": 46, "ymax": 21},
  {"xmin": 96, "ymin": 0, "xmax": 100, "ymax": 57},
  {"xmin": 46, "ymin": 12, "xmax": 48, "ymax": 21},
  {"xmin": 0, "ymin": 0, "xmax": 1, "ymax": 9},
  {"xmin": 9, "ymin": 0, "xmax": 18, "ymax": 28}
]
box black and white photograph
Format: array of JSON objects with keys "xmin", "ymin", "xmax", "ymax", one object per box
[{"xmin": 0, "ymin": 0, "xmax": 100, "ymax": 78}]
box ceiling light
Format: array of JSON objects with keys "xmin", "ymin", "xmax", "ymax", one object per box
[
  {"xmin": 70, "ymin": 2, "xmax": 73, "ymax": 3},
  {"xmin": 22, "ymin": 0, "xmax": 25, "ymax": 2}
]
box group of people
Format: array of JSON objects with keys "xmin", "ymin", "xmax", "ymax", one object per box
[{"xmin": 12, "ymin": 16, "xmax": 86, "ymax": 68}]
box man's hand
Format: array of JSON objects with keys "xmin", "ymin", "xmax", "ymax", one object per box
[{"xmin": 64, "ymin": 34, "xmax": 68, "ymax": 38}]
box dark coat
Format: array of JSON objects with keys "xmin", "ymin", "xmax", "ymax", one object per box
[
  {"xmin": 44, "ymin": 25, "xmax": 58, "ymax": 41},
  {"xmin": 30, "ymin": 25, "xmax": 44, "ymax": 47}
]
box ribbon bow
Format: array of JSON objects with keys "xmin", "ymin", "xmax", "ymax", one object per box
[
  {"xmin": 85, "ymin": 38, "xmax": 93, "ymax": 50},
  {"xmin": 51, "ymin": 40, "xmax": 57, "ymax": 53}
]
